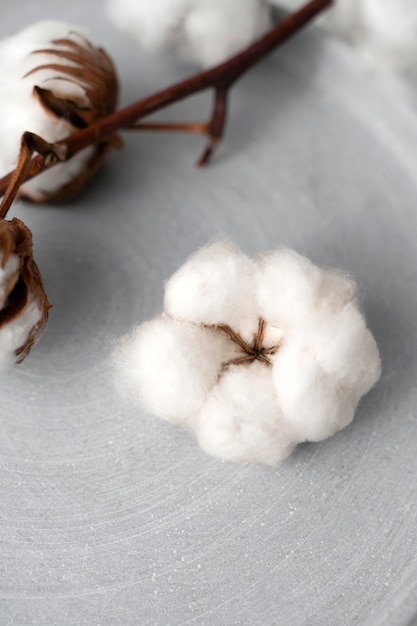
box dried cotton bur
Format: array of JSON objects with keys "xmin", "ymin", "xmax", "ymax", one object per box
[
  {"xmin": 0, "ymin": 218, "xmax": 51, "ymax": 370},
  {"xmin": 112, "ymin": 241, "xmax": 381, "ymax": 466},
  {"xmin": 0, "ymin": 20, "xmax": 118, "ymax": 211}
]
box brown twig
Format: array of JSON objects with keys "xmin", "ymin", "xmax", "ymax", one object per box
[{"xmin": 0, "ymin": 0, "xmax": 332, "ymax": 209}]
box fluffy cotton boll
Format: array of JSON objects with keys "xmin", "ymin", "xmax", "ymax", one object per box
[
  {"xmin": 164, "ymin": 240, "xmax": 260, "ymax": 341},
  {"xmin": 197, "ymin": 362, "xmax": 296, "ymax": 465},
  {"xmin": 0, "ymin": 253, "xmax": 20, "ymax": 309},
  {"xmin": 271, "ymin": 0, "xmax": 417, "ymax": 75},
  {"xmin": 112, "ymin": 316, "xmax": 235, "ymax": 426},
  {"xmin": 0, "ymin": 301, "xmax": 42, "ymax": 371},
  {"xmin": 112, "ymin": 239, "xmax": 381, "ymax": 465},
  {"xmin": 358, "ymin": 0, "xmax": 417, "ymax": 73},
  {"xmin": 106, "ymin": 0, "xmax": 272, "ymax": 68},
  {"xmin": 0, "ymin": 21, "xmax": 118, "ymax": 203}
]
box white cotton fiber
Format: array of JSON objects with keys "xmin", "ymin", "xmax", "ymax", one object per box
[
  {"xmin": 272, "ymin": 341, "xmax": 356, "ymax": 442},
  {"xmin": 257, "ymin": 249, "xmax": 323, "ymax": 330},
  {"xmin": 112, "ymin": 316, "xmax": 235, "ymax": 425},
  {"xmin": 197, "ymin": 362, "xmax": 296, "ymax": 465},
  {"xmin": 257, "ymin": 249, "xmax": 357, "ymax": 331},
  {"xmin": 297, "ymin": 304, "xmax": 382, "ymax": 397},
  {"xmin": 164, "ymin": 240, "xmax": 259, "ymax": 341},
  {"xmin": 273, "ymin": 0, "xmax": 417, "ymax": 75},
  {"xmin": 358, "ymin": 0, "xmax": 417, "ymax": 73},
  {"xmin": 112, "ymin": 241, "xmax": 381, "ymax": 466},
  {"xmin": 0, "ymin": 301, "xmax": 42, "ymax": 371},
  {"xmin": 106, "ymin": 0, "xmax": 272, "ymax": 67},
  {"xmin": 0, "ymin": 253, "xmax": 20, "ymax": 309}
]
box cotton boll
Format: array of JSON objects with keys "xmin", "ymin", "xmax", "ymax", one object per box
[
  {"xmin": 272, "ymin": 341, "xmax": 356, "ymax": 442},
  {"xmin": 164, "ymin": 240, "xmax": 260, "ymax": 340},
  {"xmin": 197, "ymin": 362, "xmax": 295, "ymax": 465},
  {"xmin": 0, "ymin": 301, "xmax": 42, "ymax": 371},
  {"xmin": 0, "ymin": 21, "xmax": 118, "ymax": 203},
  {"xmin": 358, "ymin": 0, "xmax": 417, "ymax": 73},
  {"xmin": 271, "ymin": 0, "xmax": 417, "ymax": 75},
  {"xmin": 113, "ymin": 239, "xmax": 381, "ymax": 465},
  {"xmin": 112, "ymin": 316, "xmax": 235, "ymax": 425},
  {"xmin": 0, "ymin": 23, "xmax": 90, "ymax": 186},
  {"xmin": 106, "ymin": 0, "xmax": 272, "ymax": 68}
]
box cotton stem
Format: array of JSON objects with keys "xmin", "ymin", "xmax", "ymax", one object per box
[{"xmin": 0, "ymin": 0, "xmax": 333, "ymax": 203}]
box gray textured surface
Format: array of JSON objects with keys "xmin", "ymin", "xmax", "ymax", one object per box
[{"xmin": 1, "ymin": 3, "xmax": 417, "ymax": 625}]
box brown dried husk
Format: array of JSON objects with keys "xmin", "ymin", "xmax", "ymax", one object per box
[
  {"xmin": 0, "ymin": 218, "xmax": 52, "ymax": 363},
  {"xmin": 22, "ymin": 34, "xmax": 120, "ymax": 203}
]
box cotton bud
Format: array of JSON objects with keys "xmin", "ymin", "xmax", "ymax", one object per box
[
  {"xmin": 0, "ymin": 218, "xmax": 51, "ymax": 370},
  {"xmin": 112, "ymin": 241, "xmax": 381, "ymax": 466},
  {"xmin": 0, "ymin": 21, "xmax": 119, "ymax": 203},
  {"xmin": 106, "ymin": 0, "xmax": 272, "ymax": 68}
]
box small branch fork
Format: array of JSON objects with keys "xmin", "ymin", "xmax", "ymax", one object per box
[
  {"xmin": 0, "ymin": 0, "xmax": 332, "ymax": 217},
  {"xmin": 0, "ymin": 132, "xmax": 67, "ymax": 220},
  {"xmin": 214, "ymin": 318, "xmax": 280, "ymax": 369}
]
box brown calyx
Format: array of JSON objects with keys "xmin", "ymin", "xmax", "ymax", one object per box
[
  {"xmin": 0, "ymin": 218, "xmax": 52, "ymax": 362},
  {"xmin": 21, "ymin": 34, "xmax": 120, "ymax": 203},
  {"xmin": 213, "ymin": 318, "xmax": 280, "ymax": 371}
]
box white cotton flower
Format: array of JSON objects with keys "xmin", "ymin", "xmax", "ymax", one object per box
[
  {"xmin": 0, "ymin": 21, "xmax": 118, "ymax": 203},
  {"xmin": 112, "ymin": 241, "xmax": 381, "ymax": 466},
  {"xmin": 106, "ymin": 0, "xmax": 272, "ymax": 67},
  {"xmin": 273, "ymin": 0, "xmax": 417, "ymax": 74}
]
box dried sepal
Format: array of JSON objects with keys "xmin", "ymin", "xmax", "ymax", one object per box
[
  {"xmin": 26, "ymin": 31, "xmax": 120, "ymax": 203},
  {"xmin": 27, "ymin": 34, "xmax": 119, "ymax": 124},
  {"xmin": 0, "ymin": 218, "xmax": 51, "ymax": 365}
]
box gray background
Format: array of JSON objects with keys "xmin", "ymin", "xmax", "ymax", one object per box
[{"xmin": 1, "ymin": 2, "xmax": 417, "ymax": 625}]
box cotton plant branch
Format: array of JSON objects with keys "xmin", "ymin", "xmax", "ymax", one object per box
[{"xmin": 0, "ymin": 0, "xmax": 332, "ymax": 217}]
